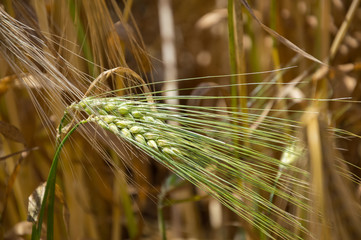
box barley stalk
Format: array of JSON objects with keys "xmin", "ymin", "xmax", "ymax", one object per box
[{"xmin": 61, "ymin": 96, "xmax": 311, "ymax": 240}]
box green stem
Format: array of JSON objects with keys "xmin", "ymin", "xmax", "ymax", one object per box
[
  {"xmin": 228, "ymin": 0, "xmax": 238, "ymax": 111},
  {"xmin": 67, "ymin": 0, "xmax": 96, "ymax": 77},
  {"xmin": 157, "ymin": 192, "xmax": 167, "ymax": 240},
  {"xmin": 33, "ymin": 120, "xmax": 86, "ymax": 240}
]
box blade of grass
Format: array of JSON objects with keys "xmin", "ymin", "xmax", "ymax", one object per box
[
  {"xmin": 228, "ymin": 0, "xmax": 249, "ymax": 151},
  {"xmin": 66, "ymin": 0, "xmax": 96, "ymax": 77},
  {"xmin": 33, "ymin": 119, "xmax": 85, "ymax": 240}
]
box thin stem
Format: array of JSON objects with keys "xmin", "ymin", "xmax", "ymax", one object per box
[
  {"xmin": 67, "ymin": 0, "xmax": 96, "ymax": 77},
  {"xmin": 122, "ymin": 0, "xmax": 134, "ymax": 23},
  {"xmin": 270, "ymin": 0, "xmax": 289, "ymax": 134},
  {"xmin": 33, "ymin": 120, "xmax": 86, "ymax": 240},
  {"xmin": 228, "ymin": 0, "xmax": 238, "ymax": 111},
  {"xmin": 329, "ymin": 0, "xmax": 361, "ymax": 61},
  {"xmin": 158, "ymin": 191, "xmax": 167, "ymax": 240}
]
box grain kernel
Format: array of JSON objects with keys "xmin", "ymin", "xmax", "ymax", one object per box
[
  {"xmin": 135, "ymin": 134, "xmax": 146, "ymax": 144},
  {"xmin": 147, "ymin": 140, "xmax": 158, "ymax": 150},
  {"xmin": 104, "ymin": 103, "xmax": 117, "ymax": 112},
  {"xmin": 131, "ymin": 110, "xmax": 143, "ymax": 118},
  {"xmin": 118, "ymin": 105, "xmax": 129, "ymax": 115},
  {"xmin": 120, "ymin": 128, "xmax": 132, "ymax": 139},
  {"xmin": 129, "ymin": 125, "xmax": 144, "ymax": 134}
]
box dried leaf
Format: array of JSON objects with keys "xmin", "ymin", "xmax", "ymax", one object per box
[
  {"xmin": 240, "ymin": 0, "xmax": 326, "ymax": 66},
  {"xmin": 0, "ymin": 120, "xmax": 26, "ymax": 145},
  {"xmin": 27, "ymin": 182, "xmax": 46, "ymax": 223},
  {"xmin": 27, "ymin": 182, "xmax": 67, "ymax": 224}
]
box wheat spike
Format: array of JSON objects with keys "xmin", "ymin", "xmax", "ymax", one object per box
[{"xmin": 69, "ymin": 97, "xmax": 182, "ymax": 158}]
